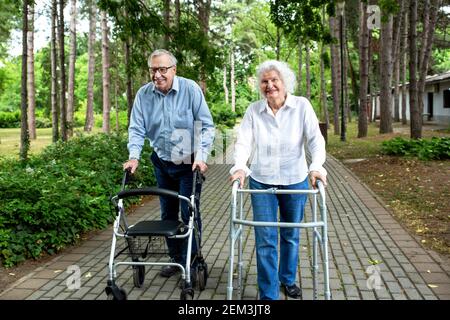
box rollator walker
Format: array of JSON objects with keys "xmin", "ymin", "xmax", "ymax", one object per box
[
  {"xmin": 105, "ymin": 168, "xmax": 208, "ymax": 300},
  {"xmin": 227, "ymin": 179, "xmax": 331, "ymax": 300}
]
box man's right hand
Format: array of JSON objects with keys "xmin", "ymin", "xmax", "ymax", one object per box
[
  {"xmin": 123, "ymin": 159, "xmax": 139, "ymax": 174},
  {"xmin": 229, "ymin": 169, "xmax": 246, "ymax": 188}
]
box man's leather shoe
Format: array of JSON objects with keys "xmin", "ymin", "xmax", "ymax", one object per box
[
  {"xmin": 160, "ymin": 265, "xmax": 181, "ymax": 278},
  {"xmin": 282, "ymin": 283, "xmax": 302, "ymax": 299}
]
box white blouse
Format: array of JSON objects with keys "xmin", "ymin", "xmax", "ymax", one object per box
[{"xmin": 230, "ymin": 94, "xmax": 327, "ymax": 185}]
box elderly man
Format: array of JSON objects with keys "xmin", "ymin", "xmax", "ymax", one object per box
[{"xmin": 123, "ymin": 49, "xmax": 214, "ymax": 280}]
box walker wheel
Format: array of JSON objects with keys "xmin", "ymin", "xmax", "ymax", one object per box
[
  {"xmin": 197, "ymin": 262, "xmax": 208, "ymax": 291},
  {"xmin": 133, "ymin": 265, "xmax": 145, "ymax": 288},
  {"xmin": 106, "ymin": 287, "xmax": 127, "ymax": 300},
  {"xmin": 180, "ymin": 287, "xmax": 194, "ymax": 300}
]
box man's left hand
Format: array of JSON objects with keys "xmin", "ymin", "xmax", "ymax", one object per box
[{"xmin": 193, "ymin": 161, "xmax": 208, "ymax": 174}]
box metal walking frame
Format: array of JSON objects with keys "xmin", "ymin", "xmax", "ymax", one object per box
[
  {"xmin": 227, "ymin": 179, "xmax": 331, "ymax": 300},
  {"xmin": 104, "ymin": 169, "xmax": 208, "ymax": 300}
]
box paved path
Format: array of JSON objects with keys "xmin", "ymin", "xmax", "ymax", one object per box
[{"xmin": 1, "ymin": 156, "xmax": 449, "ymax": 300}]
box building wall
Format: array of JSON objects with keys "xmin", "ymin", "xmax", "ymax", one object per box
[{"xmin": 381, "ymin": 79, "xmax": 450, "ymax": 125}]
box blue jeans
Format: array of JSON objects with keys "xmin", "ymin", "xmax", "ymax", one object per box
[
  {"xmin": 150, "ymin": 152, "xmax": 202, "ymax": 265},
  {"xmin": 249, "ymin": 176, "xmax": 308, "ymax": 300}
]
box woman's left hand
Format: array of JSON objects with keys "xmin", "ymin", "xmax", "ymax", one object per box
[{"xmin": 309, "ymin": 171, "xmax": 327, "ymax": 189}]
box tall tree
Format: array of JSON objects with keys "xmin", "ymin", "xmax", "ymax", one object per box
[
  {"xmin": 84, "ymin": 0, "xmax": 96, "ymax": 132},
  {"xmin": 305, "ymin": 40, "xmax": 311, "ymax": 100},
  {"xmin": 67, "ymin": 0, "xmax": 77, "ymax": 138},
  {"xmin": 163, "ymin": 0, "xmax": 171, "ymax": 46},
  {"xmin": 358, "ymin": 1, "xmax": 369, "ymax": 138},
  {"xmin": 400, "ymin": 10, "xmax": 408, "ymax": 125},
  {"xmin": 195, "ymin": 0, "xmax": 212, "ymax": 94},
  {"xmin": 409, "ymin": 0, "xmax": 420, "ymax": 139},
  {"xmin": 101, "ymin": 10, "xmax": 111, "ymax": 134},
  {"xmin": 58, "ymin": 0, "xmax": 67, "ymax": 141},
  {"xmin": 418, "ymin": 0, "xmax": 442, "ymax": 119},
  {"xmin": 20, "ymin": 0, "xmax": 29, "ymax": 161},
  {"xmin": 51, "ymin": 0, "xmax": 59, "ymax": 142},
  {"xmin": 230, "ymin": 47, "xmax": 236, "ymax": 112},
  {"xmin": 329, "ymin": 15, "xmax": 340, "ymax": 135},
  {"xmin": 379, "ymin": 7, "xmax": 394, "ymax": 134},
  {"xmin": 27, "ymin": 2, "xmax": 36, "ymax": 140},
  {"xmin": 297, "ymin": 38, "xmax": 302, "ymax": 95}
]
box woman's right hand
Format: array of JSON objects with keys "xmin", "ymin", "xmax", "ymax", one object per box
[{"xmin": 229, "ymin": 169, "xmax": 246, "ymax": 188}]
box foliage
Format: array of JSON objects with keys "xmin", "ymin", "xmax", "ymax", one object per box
[
  {"xmin": 0, "ymin": 111, "xmax": 20, "ymax": 128},
  {"xmin": 269, "ymin": 0, "xmax": 333, "ymax": 43},
  {"xmin": 381, "ymin": 137, "xmax": 450, "ymax": 160},
  {"xmin": 209, "ymin": 102, "xmax": 237, "ymax": 128},
  {"xmin": 0, "ymin": 133, "xmax": 156, "ymax": 267}
]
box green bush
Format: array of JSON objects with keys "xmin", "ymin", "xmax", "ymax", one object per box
[
  {"xmin": 0, "ymin": 111, "xmax": 20, "ymax": 128},
  {"xmin": 381, "ymin": 137, "xmax": 450, "ymax": 160},
  {"xmin": 210, "ymin": 102, "xmax": 237, "ymax": 128},
  {"xmin": 0, "ymin": 133, "xmax": 155, "ymax": 267},
  {"xmin": 35, "ymin": 117, "xmax": 52, "ymax": 128}
]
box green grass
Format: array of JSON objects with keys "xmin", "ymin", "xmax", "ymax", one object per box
[
  {"xmin": 0, "ymin": 127, "xmax": 101, "ymax": 159},
  {"xmin": 326, "ymin": 121, "xmax": 385, "ymax": 160}
]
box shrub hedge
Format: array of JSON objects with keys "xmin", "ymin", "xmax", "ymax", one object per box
[
  {"xmin": 381, "ymin": 137, "xmax": 450, "ymax": 160},
  {"xmin": 0, "ymin": 133, "xmax": 155, "ymax": 267}
]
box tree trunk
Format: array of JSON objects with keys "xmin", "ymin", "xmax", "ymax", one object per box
[
  {"xmin": 175, "ymin": 0, "xmax": 181, "ymax": 28},
  {"xmin": 418, "ymin": 0, "xmax": 441, "ymax": 119},
  {"xmin": 84, "ymin": 0, "xmax": 96, "ymax": 132},
  {"xmin": 358, "ymin": 2, "xmax": 369, "ymax": 138},
  {"xmin": 379, "ymin": 14, "xmax": 393, "ymax": 134},
  {"xmin": 401, "ymin": 11, "xmax": 408, "ymax": 125},
  {"xmin": 125, "ymin": 39, "xmax": 133, "ymax": 128},
  {"xmin": 392, "ymin": 0, "xmax": 405, "ymax": 123},
  {"xmin": 58, "ymin": 0, "xmax": 67, "ymax": 141},
  {"xmin": 297, "ymin": 38, "xmax": 302, "ymax": 95},
  {"xmin": 115, "ymin": 76, "xmax": 119, "ymax": 133},
  {"xmin": 343, "ymin": 24, "xmax": 351, "ymax": 124},
  {"xmin": 409, "ymin": 0, "xmax": 421, "ymax": 139},
  {"xmin": 101, "ymin": 10, "xmax": 110, "ymax": 134},
  {"xmin": 276, "ymin": 27, "xmax": 281, "ymax": 60},
  {"xmin": 231, "ymin": 48, "xmax": 236, "ymax": 113},
  {"xmin": 20, "ymin": 0, "xmax": 29, "ymax": 161},
  {"xmin": 164, "ymin": 0, "xmax": 170, "ymax": 46},
  {"xmin": 329, "ymin": 16, "xmax": 340, "ymax": 135},
  {"xmin": 195, "ymin": 0, "xmax": 211, "ymax": 94},
  {"xmin": 27, "ymin": 2, "xmax": 36, "ymax": 140},
  {"xmin": 305, "ymin": 41, "xmax": 311, "ymax": 100},
  {"xmin": 67, "ymin": 0, "xmax": 77, "ymax": 137},
  {"xmin": 223, "ymin": 65, "xmax": 229, "ymax": 105},
  {"xmin": 319, "ymin": 6, "xmax": 328, "ymax": 127},
  {"xmin": 51, "ymin": 0, "xmax": 59, "ymax": 142}
]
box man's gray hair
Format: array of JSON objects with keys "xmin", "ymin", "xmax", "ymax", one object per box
[
  {"xmin": 256, "ymin": 60, "xmax": 296, "ymax": 94},
  {"xmin": 148, "ymin": 49, "xmax": 177, "ymax": 67}
]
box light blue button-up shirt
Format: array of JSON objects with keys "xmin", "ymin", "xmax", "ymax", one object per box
[{"xmin": 127, "ymin": 76, "xmax": 215, "ymax": 163}]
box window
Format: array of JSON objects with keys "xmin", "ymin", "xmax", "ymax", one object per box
[{"xmin": 444, "ymin": 89, "xmax": 450, "ymax": 108}]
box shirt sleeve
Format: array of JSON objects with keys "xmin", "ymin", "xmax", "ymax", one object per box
[
  {"xmin": 127, "ymin": 90, "xmax": 146, "ymax": 160},
  {"xmin": 229, "ymin": 106, "xmax": 254, "ymax": 177},
  {"xmin": 192, "ymin": 83, "xmax": 215, "ymax": 163},
  {"xmin": 302, "ymin": 98, "xmax": 327, "ymax": 176}
]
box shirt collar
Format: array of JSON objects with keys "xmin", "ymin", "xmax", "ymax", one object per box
[
  {"xmin": 152, "ymin": 76, "xmax": 179, "ymax": 94},
  {"xmin": 259, "ymin": 93, "xmax": 295, "ymax": 114}
]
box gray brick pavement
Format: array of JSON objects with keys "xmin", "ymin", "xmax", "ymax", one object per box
[{"xmin": 1, "ymin": 155, "xmax": 449, "ymax": 300}]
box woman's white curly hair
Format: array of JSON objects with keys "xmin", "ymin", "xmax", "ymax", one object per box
[{"xmin": 256, "ymin": 60, "xmax": 296, "ymax": 95}]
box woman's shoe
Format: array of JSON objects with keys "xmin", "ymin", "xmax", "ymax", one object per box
[{"xmin": 282, "ymin": 283, "xmax": 302, "ymax": 299}]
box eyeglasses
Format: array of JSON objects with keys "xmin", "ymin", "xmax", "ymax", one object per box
[{"xmin": 150, "ymin": 65, "xmax": 175, "ymax": 75}]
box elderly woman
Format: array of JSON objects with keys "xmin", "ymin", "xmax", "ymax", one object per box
[{"xmin": 229, "ymin": 60, "xmax": 327, "ymax": 300}]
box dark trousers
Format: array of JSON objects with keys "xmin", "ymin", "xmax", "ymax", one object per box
[{"xmin": 150, "ymin": 152, "xmax": 202, "ymax": 264}]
